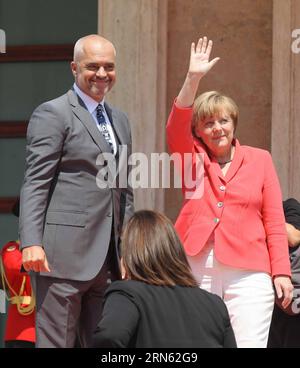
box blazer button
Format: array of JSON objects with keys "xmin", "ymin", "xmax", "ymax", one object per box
[
  {"xmin": 107, "ymin": 212, "xmax": 112, "ymax": 217},
  {"xmin": 217, "ymin": 202, "xmax": 223, "ymax": 208},
  {"xmin": 219, "ymin": 185, "xmax": 226, "ymax": 191},
  {"xmin": 214, "ymin": 218, "xmax": 220, "ymax": 223}
]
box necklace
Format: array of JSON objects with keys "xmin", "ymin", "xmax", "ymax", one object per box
[{"xmin": 218, "ymin": 159, "xmax": 232, "ymax": 165}]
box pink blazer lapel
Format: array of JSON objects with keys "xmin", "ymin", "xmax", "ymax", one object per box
[
  {"xmin": 194, "ymin": 138, "xmax": 245, "ymax": 183},
  {"xmin": 223, "ymin": 139, "xmax": 245, "ymax": 183}
]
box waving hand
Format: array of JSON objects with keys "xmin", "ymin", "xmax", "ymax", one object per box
[
  {"xmin": 189, "ymin": 37, "xmax": 220, "ymax": 77},
  {"xmin": 177, "ymin": 36, "xmax": 220, "ymax": 107}
]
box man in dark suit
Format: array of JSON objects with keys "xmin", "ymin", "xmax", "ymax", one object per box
[{"xmin": 19, "ymin": 34, "xmax": 134, "ymax": 348}]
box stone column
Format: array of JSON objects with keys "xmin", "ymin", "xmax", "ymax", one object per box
[
  {"xmin": 98, "ymin": 0, "xmax": 167, "ymax": 211},
  {"xmin": 272, "ymin": 0, "xmax": 300, "ymax": 199}
]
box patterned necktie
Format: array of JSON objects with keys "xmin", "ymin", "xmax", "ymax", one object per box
[{"xmin": 96, "ymin": 104, "xmax": 114, "ymax": 152}]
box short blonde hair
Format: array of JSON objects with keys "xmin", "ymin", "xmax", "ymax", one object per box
[{"xmin": 192, "ymin": 91, "xmax": 239, "ymax": 137}]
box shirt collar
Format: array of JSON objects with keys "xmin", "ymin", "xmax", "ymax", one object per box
[{"xmin": 73, "ymin": 83, "xmax": 105, "ymax": 114}]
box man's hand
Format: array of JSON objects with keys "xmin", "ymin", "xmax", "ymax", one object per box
[
  {"xmin": 286, "ymin": 222, "xmax": 300, "ymax": 247},
  {"xmin": 274, "ymin": 275, "xmax": 293, "ymax": 309},
  {"xmin": 188, "ymin": 36, "xmax": 220, "ymax": 77},
  {"xmin": 22, "ymin": 245, "xmax": 51, "ymax": 273}
]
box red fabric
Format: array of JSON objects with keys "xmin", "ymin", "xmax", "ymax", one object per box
[
  {"xmin": 1, "ymin": 241, "xmax": 35, "ymax": 342},
  {"xmin": 166, "ymin": 102, "xmax": 291, "ymax": 277}
]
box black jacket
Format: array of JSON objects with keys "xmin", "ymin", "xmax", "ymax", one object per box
[{"xmin": 94, "ymin": 280, "xmax": 236, "ymax": 348}]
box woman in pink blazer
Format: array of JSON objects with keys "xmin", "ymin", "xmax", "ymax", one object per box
[{"xmin": 166, "ymin": 36, "xmax": 293, "ymax": 348}]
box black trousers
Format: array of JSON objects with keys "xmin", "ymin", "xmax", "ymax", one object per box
[
  {"xmin": 5, "ymin": 340, "xmax": 35, "ymax": 348},
  {"xmin": 268, "ymin": 304, "xmax": 300, "ymax": 348}
]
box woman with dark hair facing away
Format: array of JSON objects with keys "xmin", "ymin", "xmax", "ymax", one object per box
[{"xmin": 94, "ymin": 210, "xmax": 236, "ymax": 348}]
